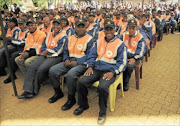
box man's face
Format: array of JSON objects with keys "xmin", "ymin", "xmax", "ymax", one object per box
[
  {"xmin": 104, "ymin": 27, "xmax": 115, "ymax": 40},
  {"xmin": 36, "ymin": 18, "xmax": 42, "ymax": 24},
  {"xmin": 43, "ymin": 17, "xmax": 50, "ymax": 28},
  {"xmin": 75, "ymin": 24, "xmax": 86, "ymax": 36},
  {"xmin": 28, "ymin": 23, "xmax": 37, "ymax": 33},
  {"xmin": 127, "ymin": 26, "xmax": 136, "ymax": 36},
  {"xmin": 88, "ymin": 16, "xmax": 94, "ymax": 23},
  {"xmin": 52, "ymin": 22, "xmax": 61, "ymax": 33},
  {"xmin": 85, "ymin": 21, "xmax": 89, "ymax": 28},
  {"xmin": 48, "ymin": 14, "xmax": 54, "ymax": 20},
  {"xmin": 8, "ymin": 22, "xmax": 15, "ymax": 29},
  {"xmin": 61, "ymin": 19, "xmax": 67, "ymax": 27},
  {"xmin": 19, "ymin": 23, "xmax": 27, "ymax": 31},
  {"xmin": 152, "ymin": 12, "xmax": 157, "ymax": 17}
]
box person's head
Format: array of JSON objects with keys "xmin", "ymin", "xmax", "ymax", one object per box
[
  {"xmin": 116, "ymin": 12, "xmax": 121, "ymax": 19},
  {"xmin": 18, "ymin": 11, "xmax": 23, "ymax": 18},
  {"xmin": 8, "ymin": 17, "xmax": 18, "ymax": 29},
  {"xmin": 141, "ymin": 14, "xmax": 147, "ymax": 22},
  {"xmin": 127, "ymin": 19, "xmax": 137, "ymax": 36},
  {"xmin": 166, "ymin": 10, "xmax": 170, "ymax": 15},
  {"xmin": 146, "ymin": 13, "xmax": 150, "ymax": 21},
  {"xmin": 86, "ymin": 7, "xmax": 91, "ymax": 12},
  {"xmin": 34, "ymin": 2, "xmax": 38, "ymax": 7},
  {"xmin": 74, "ymin": 15, "xmax": 80, "ymax": 22},
  {"xmin": 88, "ymin": 12, "xmax": 95, "ymax": 23},
  {"xmin": 52, "ymin": 19, "xmax": 62, "ymax": 34},
  {"xmin": 41, "ymin": 11, "xmax": 47, "ymax": 17},
  {"xmin": 104, "ymin": 19, "xmax": 115, "ymax": 41},
  {"xmin": 122, "ymin": 12, "xmax": 127, "ymax": 22},
  {"xmin": 43, "ymin": 17, "xmax": 50, "ymax": 28},
  {"xmin": 60, "ymin": 16, "xmax": 69, "ymax": 27},
  {"xmin": 48, "ymin": 12, "xmax": 54, "ymax": 20},
  {"xmin": 26, "ymin": 19, "xmax": 37, "ymax": 33},
  {"xmin": 14, "ymin": 3, "xmax": 17, "ymax": 8},
  {"xmin": 152, "ymin": 10, "xmax": 157, "ymax": 18},
  {"xmin": 18, "ymin": 18, "xmax": 27, "ymax": 31},
  {"xmin": 36, "ymin": 16, "xmax": 43, "ymax": 24},
  {"xmin": 75, "ymin": 19, "xmax": 86, "ymax": 37},
  {"xmin": 67, "ymin": 11, "xmax": 72, "ymax": 17},
  {"xmin": 157, "ymin": 10, "xmax": 162, "ymax": 17},
  {"xmin": 103, "ymin": 13, "xmax": 111, "ymax": 20},
  {"xmin": 82, "ymin": 16, "xmax": 89, "ymax": 28}
]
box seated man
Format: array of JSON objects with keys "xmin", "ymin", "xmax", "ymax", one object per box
[
  {"xmin": 74, "ymin": 19, "xmax": 127, "ymax": 124},
  {"xmin": 15, "ymin": 19, "xmax": 46, "ymax": 76},
  {"xmin": 48, "ymin": 19, "xmax": 94, "ymax": 111},
  {"xmin": 120, "ymin": 19, "xmax": 146, "ymax": 91},
  {"xmin": 18, "ymin": 19, "xmax": 68, "ymax": 99},
  {"xmin": 4, "ymin": 18, "xmax": 29, "ymax": 83},
  {"xmin": 0, "ymin": 17, "xmax": 20, "ymax": 76}
]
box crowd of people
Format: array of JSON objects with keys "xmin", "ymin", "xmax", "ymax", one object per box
[{"xmin": 0, "ymin": 1, "xmax": 179, "ymax": 124}]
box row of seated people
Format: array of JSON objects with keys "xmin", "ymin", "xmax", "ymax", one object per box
[{"xmin": 0, "ymin": 9, "xmax": 173, "ymax": 124}]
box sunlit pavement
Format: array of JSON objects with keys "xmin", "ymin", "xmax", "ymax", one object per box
[{"xmin": 0, "ymin": 32, "xmax": 179, "ymax": 126}]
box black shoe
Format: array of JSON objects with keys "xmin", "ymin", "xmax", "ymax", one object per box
[
  {"xmin": 74, "ymin": 106, "xmax": 89, "ymax": 116},
  {"xmin": 61, "ymin": 97, "xmax": 76, "ymax": 111},
  {"xmin": 48, "ymin": 93, "xmax": 64, "ymax": 103},
  {"xmin": 18, "ymin": 91, "xmax": 34, "ymax": 99},
  {"xmin": 4, "ymin": 75, "xmax": 17, "ymax": 84},
  {"xmin": 97, "ymin": 115, "xmax": 106, "ymax": 124},
  {"xmin": 123, "ymin": 83, "xmax": 129, "ymax": 92},
  {"xmin": 0, "ymin": 68, "xmax": 7, "ymax": 76},
  {"xmin": 123, "ymin": 86, "xmax": 129, "ymax": 91}
]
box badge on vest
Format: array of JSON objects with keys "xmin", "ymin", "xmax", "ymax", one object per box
[
  {"xmin": 77, "ymin": 44, "xmax": 83, "ymax": 50},
  {"xmin": 106, "ymin": 50, "xmax": 113, "ymax": 58}
]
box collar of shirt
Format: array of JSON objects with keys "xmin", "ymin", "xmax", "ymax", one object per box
[{"xmin": 105, "ymin": 35, "xmax": 117, "ymax": 42}]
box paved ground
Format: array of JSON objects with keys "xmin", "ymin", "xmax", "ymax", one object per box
[{"xmin": 0, "ymin": 32, "xmax": 179, "ymax": 126}]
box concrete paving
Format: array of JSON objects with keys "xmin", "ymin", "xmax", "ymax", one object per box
[{"xmin": 0, "ymin": 32, "xmax": 179, "ymax": 126}]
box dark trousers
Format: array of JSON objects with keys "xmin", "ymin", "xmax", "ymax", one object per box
[
  {"xmin": 123, "ymin": 60, "xmax": 140, "ymax": 87},
  {"xmin": 0, "ymin": 45, "xmax": 17, "ymax": 68},
  {"xmin": 49, "ymin": 63, "xmax": 87, "ymax": 96},
  {"xmin": 23, "ymin": 55, "xmax": 62, "ymax": 94},
  {"xmin": 10, "ymin": 48, "xmax": 24, "ymax": 74},
  {"xmin": 77, "ymin": 70, "xmax": 116, "ymax": 116}
]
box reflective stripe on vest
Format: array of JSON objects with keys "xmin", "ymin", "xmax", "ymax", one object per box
[
  {"xmin": 123, "ymin": 32, "xmax": 143, "ymax": 54},
  {"xmin": 96, "ymin": 37, "xmax": 123, "ymax": 64},
  {"xmin": 86, "ymin": 23, "xmax": 96, "ymax": 31},
  {"xmin": 98, "ymin": 31, "xmax": 105, "ymax": 39},
  {"xmin": 68, "ymin": 34, "xmax": 92, "ymax": 58},
  {"xmin": 6, "ymin": 27, "xmax": 19, "ymax": 37},
  {"xmin": 18, "ymin": 29, "xmax": 29, "ymax": 40},
  {"xmin": 45, "ymin": 31, "xmax": 66, "ymax": 49}
]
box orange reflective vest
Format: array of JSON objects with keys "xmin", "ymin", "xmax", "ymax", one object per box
[
  {"xmin": 118, "ymin": 21, "xmax": 128, "ymax": 36},
  {"xmin": 45, "ymin": 31, "xmax": 66, "ymax": 49},
  {"xmin": 6, "ymin": 26, "xmax": 19, "ymax": 37},
  {"xmin": 123, "ymin": 31, "xmax": 143, "ymax": 53},
  {"xmin": 42, "ymin": 24, "xmax": 52, "ymax": 35},
  {"xmin": 164, "ymin": 15, "xmax": 170, "ymax": 21},
  {"xmin": 86, "ymin": 22, "xmax": 96, "ymax": 31},
  {"xmin": 96, "ymin": 37, "xmax": 123, "ymax": 64},
  {"xmin": 18, "ymin": 29, "xmax": 29, "ymax": 41},
  {"xmin": 68, "ymin": 34, "xmax": 93, "ymax": 58},
  {"xmin": 24, "ymin": 29, "xmax": 46, "ymax": 55},
  {"xmin": 38, "ymin": 24, "xmax": 44, "ymax": 30},
  {"xmin": 98, "ymin": 31, "xmax": 105, "ymax": 39}
]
